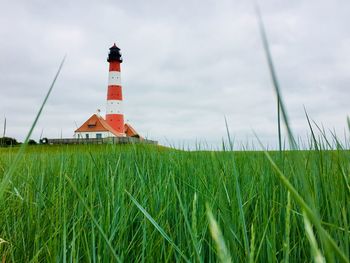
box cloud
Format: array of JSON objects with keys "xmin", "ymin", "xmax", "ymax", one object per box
[{"xmin": 0, "ymin": 0, "xmax": 349, "ymax": 148}]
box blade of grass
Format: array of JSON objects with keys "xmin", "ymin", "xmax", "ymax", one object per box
[
  {"xmin": 2, "ymin": 117, "xmax": 6, "ymax": 137},
  {"xmin": 339, "ymin": 166, "xmax": 350, "ymax": 197},
  {"xmin": 329, "ymin": 129, "xmax": 344, "ymax": 150},
  {"xmin": 64, "ymin": 173, "xmax": 122, "ymax": 262},
  {"xmin": 304, "ymin": 107, "xmax": 319, "ymax": 151},
  {"xmin": 192, "ymin": 192, "xmax": 199, "ymax": 253},
  {"xmin": 0, "ymin": 56, "xmax": 66, "ymax": 201},
  {"xmin": 254, "ymin": 207, "xmax": 275, "ymax": 261},
  {"xmin": 278, "ymin": 97, "xmax": 282, "ymax": 152},
  {"xmin": 249, "ymin": 224, "xmax": 255, "ymax": 263},
  {"xmin": 171, "ymin": 174, "xmax": 202, "ymax": 263},
  {"xmin": 0, "ymin": 238, "xmax": 8, "ymax": 245},
  {"xmin": 312, "ymin": 121, "xmax": 333, "ymax": 149},
  {"xmin": 254, "ymin": 3, "xmax": 297, "ymax": 150},
  {"xmin": 125, "ymin": 190, "xmax": 190, "ymax": 262},
  {"xmin": 224, "ymin": 117, "xmax": 250, "ymax": 256},
  {"xmin": 283, "ymin": 191, "xmax": 291, "ymax": 263},
  {"xmin": 206, "ymin": 203, "xmax": 232, "ymax": 263},
  {"xmin": 303, "ymin": 211, "xmax": 326, "ymax": 263}
]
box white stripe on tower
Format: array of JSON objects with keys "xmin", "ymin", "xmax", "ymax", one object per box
[
  {"xmin": 108, "ymin": 72, "xmax": 121, "ymax": 86},
  {"xmin": 106, "ymin": 100, "xmax": 123, "ymax": 114}
]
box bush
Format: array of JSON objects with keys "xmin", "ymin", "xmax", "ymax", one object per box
[
  {"xmin": 0, "ymin": 137, "xmax": 19, "ymax": 147},
  {"xmin": 28, "ymin": 139, "xmax": 37, "ymax": 145},
  {"xmin": 39, "ymin": 138, "xmax": 49, "ymax": 144}
]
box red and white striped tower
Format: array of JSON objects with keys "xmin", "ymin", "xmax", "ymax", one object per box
[{"xmin": 106, "ymin": 43, "xmax": 125, "ymax": 134}]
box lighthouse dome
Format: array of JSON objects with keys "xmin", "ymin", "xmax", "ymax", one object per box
[{"xmin": 107, "ymin": 43, "xmax": 123, "ymax": 62}]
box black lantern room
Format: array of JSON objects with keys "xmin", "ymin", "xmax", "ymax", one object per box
[{"xmin": 107, "ymin": 43, "xmax": 123, "ymax": 63}]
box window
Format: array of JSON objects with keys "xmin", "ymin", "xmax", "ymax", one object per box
[
  {"xmin": 96, "ymin": 133, "xmax": 102, "ymax": 139},
  {"xmin": 88, "ymin": 120, "xmax": 97, "ymax": 128},
  {"xmin": 85, "ymin": 134, "xmax": 89, "ymax": 139}
]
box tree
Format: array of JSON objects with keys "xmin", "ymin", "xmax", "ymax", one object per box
[
  {"xmin": 28, "ymin": 139, "xmax": 37, "ymax": 145},
  {"xmin": 0, "ymin": 137, "xmax": 19, "ymax": 147}
]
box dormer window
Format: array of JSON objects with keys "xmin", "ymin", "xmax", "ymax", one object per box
[{"xmin": 88, "ymin": 120, "xmax": 97, "ymax": 128}]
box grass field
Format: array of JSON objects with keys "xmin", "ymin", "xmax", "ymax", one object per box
[{"xmin": 0, "ymin": 143, "xmax": 349, "ymax": 262}]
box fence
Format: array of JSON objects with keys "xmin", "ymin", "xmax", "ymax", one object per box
[{"xmin": 47, "ymin": 137, "xmax": 157, "ymax": 145}]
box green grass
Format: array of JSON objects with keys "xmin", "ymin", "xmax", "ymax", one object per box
[{"xmin": 0, "ymin": 144, "xmax": 349, "ymax": 262}]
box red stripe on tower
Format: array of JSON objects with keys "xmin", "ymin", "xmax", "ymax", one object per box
[
  {"xmin": 107, "ymin": 86, "xmax": 123, "ymax": 100},
  {"xmin": 106, "ymin": 43, "xmax": 125, "ymax": 134}
]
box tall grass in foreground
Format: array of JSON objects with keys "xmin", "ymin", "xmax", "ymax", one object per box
[
  {"xmin": 0, "ymin": 143, "xmax": 349, "ymax": 262},
  {"xmin": 255, "ymin": 3, "xmax": 348, "ymax": 261}
]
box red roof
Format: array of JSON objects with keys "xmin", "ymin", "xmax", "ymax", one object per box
[
  {"xmin": 75, "ymin": 114, "xmax": 125, "ymax": 137},
  {"xmin": 124, "ymin": 123, "xmax": 142, "ymax": 139}
]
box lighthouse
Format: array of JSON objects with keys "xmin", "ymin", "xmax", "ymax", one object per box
[
  {"xmin": 106, "ymin": 43, "xmax": 124, "ymax": 134},
  {"xmin": 74, "ymin": 43, "xmax": 143, "ymax": 140}
]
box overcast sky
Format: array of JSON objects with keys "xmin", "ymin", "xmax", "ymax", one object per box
[{"xmin": 0, "ymin": 0, "xmax": 349, "ymax": 149}]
